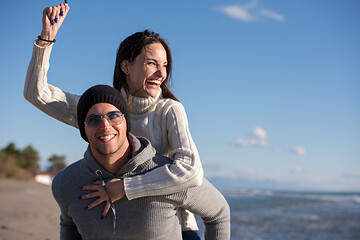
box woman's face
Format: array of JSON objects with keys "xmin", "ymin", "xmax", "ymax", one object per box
[{"xmin": 125, "ymin": 43, "xmax": 168, "ymax": 98}]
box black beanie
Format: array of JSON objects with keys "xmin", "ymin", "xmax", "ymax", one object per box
[{"xmin": 77, "ymin": 85, "xmax": 131, "ymax": 142}]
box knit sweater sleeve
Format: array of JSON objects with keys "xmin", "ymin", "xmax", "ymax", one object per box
[
  {"xmin": 52, "ymin": 173, "xmax": 82, "ymax": 240},
  {"xmin": 124, "ymin": 101, "xmax": 204, "ymax": 200},
  {"xmin": 24, "ymin": 41, "xmax": 80, "ymax": 129},
  {"xmin": 182, "ymin": 178, "xmax": 231, "ymax": 240}
]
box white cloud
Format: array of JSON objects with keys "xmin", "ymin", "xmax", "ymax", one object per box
[
  {"xmin": 215, "ymin": 0, "xmax": 285, "ymax": 22},
  {"xmin": 259, "ymin": 9, "xmax": 285, "ymax": 22},
  {"xmin": 216, "ymin": 3, "xmax": 256, "ymax": 22},
  {"xmin": 232, "ymin": 138, "xmax": 266, "ymax": 147},
  {"xmin": 250, "ymin": 127, "xmax": 268, "ymax": 139},
  {"xmin": 232, "ymin": 127, "xmax": 268, "ymax": 147},
  {"xmin": 291, "ymin": 166, "xmax": 303, "ymax": 174},
  {"xmin": 291, "ymin": 146, "xmax": 306, "ymax": 155},
  {"xmin": 232, "ymin": 128, "xmax": 307, "ymax": 158}
]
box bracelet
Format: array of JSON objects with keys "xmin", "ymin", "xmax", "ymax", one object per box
[{"xmin": 37, "ymin": 36, "xmax": 56, "ymax": 43}]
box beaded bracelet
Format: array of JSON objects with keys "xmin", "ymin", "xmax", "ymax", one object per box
[{"xmin": 37, "ymin": 36, "xmax": 56, "ymax": 43}]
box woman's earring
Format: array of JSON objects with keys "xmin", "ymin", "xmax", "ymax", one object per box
[{"xmin": 125, "ymin": 72, "xmax": 128, "ymax": 75}]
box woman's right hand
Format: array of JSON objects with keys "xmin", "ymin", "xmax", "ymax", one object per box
[
  {"xmin": 37, "ymin": 2, "xmax": 70, "ymax": 47},
  {"xmin": 81, "ymin": 178, "xmax": 126, "ymax": 218}
]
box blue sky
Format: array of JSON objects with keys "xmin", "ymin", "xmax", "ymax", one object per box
[{"xmin": 0, "ymin": 0, "xmax": 359, "ymax": 191}]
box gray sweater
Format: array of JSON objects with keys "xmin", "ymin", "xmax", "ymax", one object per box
[{"xmin": 52, "ymin": 135, "xmax": 230, "ymax": 240}]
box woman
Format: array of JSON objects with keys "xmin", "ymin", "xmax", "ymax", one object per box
[{"xmin": 25, "ymin": 3, "xmax": 203, "ymax": 239}]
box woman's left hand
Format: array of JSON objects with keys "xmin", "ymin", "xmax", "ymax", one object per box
[{"xmin": 81, "ymin": 178, "xmax": 126, "ymax": 217}]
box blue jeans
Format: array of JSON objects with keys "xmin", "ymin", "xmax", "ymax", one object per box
[{"xmin": 182, "ymin": 231, "xmax": 201, "ymax": 240}]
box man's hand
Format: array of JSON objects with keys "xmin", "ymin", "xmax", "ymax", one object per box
[{"xmin": 37, "ymin": 2, "xmax": 70, "ymax": 47}]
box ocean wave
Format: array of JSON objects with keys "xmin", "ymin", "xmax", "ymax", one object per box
[{"xmin": 353, "ymin": 195, "xmax": 360, "ymax": 203}]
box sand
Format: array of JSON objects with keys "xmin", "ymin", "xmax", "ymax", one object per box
[{"xmin": 0, "ymin": 179, "xmax": 60, "ymax": 240}]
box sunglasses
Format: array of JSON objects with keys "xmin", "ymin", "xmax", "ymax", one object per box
[{"xmin": 85, "ymin": 111, "xmax": 124, "ymax": 128}]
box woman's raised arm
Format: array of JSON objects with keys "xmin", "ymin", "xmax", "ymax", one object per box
[{"xmin": 24, "ymin": 2, "xmax": 80, "ymax": 128}]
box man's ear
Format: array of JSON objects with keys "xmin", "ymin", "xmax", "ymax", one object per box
[{"xmin": 121, "ymin": 60, "xmax": 130, "ymax": 74}]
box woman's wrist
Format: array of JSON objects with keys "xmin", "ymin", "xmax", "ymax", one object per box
[
  {"xmin": 37, "ymin": 30, "xmax": 56, "ymax": 47},
  {"xmin": 36, "ymin": 39, "xmax": 53, "ymax": 47},
  {"xmin": 36, "ymin": 36, "xmax": 56, "ymax": 47}
]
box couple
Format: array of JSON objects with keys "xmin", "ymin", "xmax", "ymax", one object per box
[{"xmin": 25, "ymin": 2, "xmax": 230, "ymax": 240}]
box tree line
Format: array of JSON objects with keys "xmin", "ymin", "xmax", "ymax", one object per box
[{"xmin": 0, "ymin": 142, "xmax": 66, "ymax": 180}]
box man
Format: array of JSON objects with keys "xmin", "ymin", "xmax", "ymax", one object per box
[{"xmin": 52, "ymin": 85, "xmax": 230, "ymax": 240}]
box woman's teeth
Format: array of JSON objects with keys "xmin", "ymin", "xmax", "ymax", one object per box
[{"xmin": 147, "ymin": 80, "xmax": 161, "ymax": 86}]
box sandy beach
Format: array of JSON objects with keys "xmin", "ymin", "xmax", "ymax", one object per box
[{"xmin": 0, "ymin": 179, "xmax": 59, "ymax": 240}]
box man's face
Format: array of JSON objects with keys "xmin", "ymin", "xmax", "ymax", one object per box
[{"xmin": 85, "ymin": 103, "xmax": 128, "ymax": 159}]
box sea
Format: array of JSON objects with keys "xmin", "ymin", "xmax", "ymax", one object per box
[{"xmin": 196, "ymin": 190, "xmax": 360, "ymax": 240}]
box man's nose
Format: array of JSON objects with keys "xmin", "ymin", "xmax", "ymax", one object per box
[{"xmin": 99, "ymin": 117, "xmax": 111, "ymax": 129}]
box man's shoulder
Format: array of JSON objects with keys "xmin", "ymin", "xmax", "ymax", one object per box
[
  {"xmin": 137, "ymin": 136, "xmax": 172, "ymax": 164},
  {"xmin": 129, "ymin": 136, "xmax": 172, "ymax": 172},
  {"xmin": 52, "ymin": 159, "xmax": 83, "ymax": 187}
]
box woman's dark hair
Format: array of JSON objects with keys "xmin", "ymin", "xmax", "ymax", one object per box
[{"xmin": 113, "ymin": 30, "xmax": 178, "ymax": 102}]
